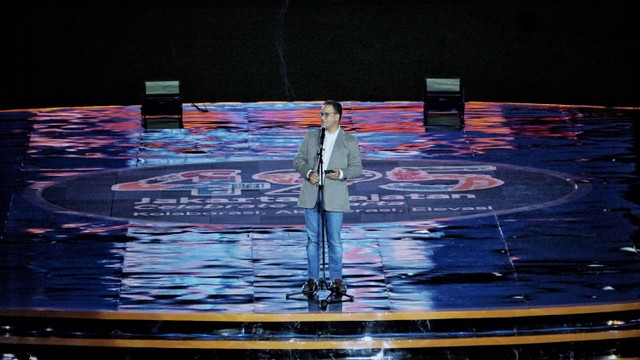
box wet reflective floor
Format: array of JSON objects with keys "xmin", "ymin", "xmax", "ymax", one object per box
[{"xmin": 0, "ymin": 101, "xmax": 639, "ymax": 358}]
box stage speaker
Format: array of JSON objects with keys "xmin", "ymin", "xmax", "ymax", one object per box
[
  {"xmin": 141, "ymin": 80, "xmax": 183, "ymax": 129},
  {"xmin": 423, "ymin": 77, "xmax": 465, "ymax": 126}
]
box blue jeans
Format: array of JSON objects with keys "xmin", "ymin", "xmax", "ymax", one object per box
[{"xmin": 304, "ymin": 193, "xmax": 344, "ymax": 283}]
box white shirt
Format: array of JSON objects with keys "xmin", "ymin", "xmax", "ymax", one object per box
[{"xmin": 322, "ymin": 127, "xmax": 339, "ymax": 171}]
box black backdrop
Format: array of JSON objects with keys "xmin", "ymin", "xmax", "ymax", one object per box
[{"xmin": 2, "ymin": 0, "xmax": 638, "ymax": 110}]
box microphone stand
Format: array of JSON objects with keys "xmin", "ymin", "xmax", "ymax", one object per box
[
  {"xmin": 316, "ymin": 127, "xmax": 355, "ymax": 310},
  {"xmin": 316, "ymin": 127, "xmax": 329, "ymax": 294}
]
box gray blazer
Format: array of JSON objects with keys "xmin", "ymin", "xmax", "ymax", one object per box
[{"xmin": 294, "ymin": 127, "xmax": 363, "ymax": 212}]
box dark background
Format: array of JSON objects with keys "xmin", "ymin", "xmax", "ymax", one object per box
[{"xmin": 1, "ymin": 0, "xmax": 638, "ymax": 110}]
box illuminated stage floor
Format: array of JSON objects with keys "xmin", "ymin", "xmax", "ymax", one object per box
[{"xmin": 0, "ymin": 101, "xmax": 639, "ymax": 358}]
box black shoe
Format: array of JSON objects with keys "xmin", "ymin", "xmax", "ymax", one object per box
[
  {"xmin": 302, "ymin": 279, "xmax": 317, "ymax": 295},
  {"xmin": 330, "ymin": 279, "xmax": 347, "ymax": 294}
]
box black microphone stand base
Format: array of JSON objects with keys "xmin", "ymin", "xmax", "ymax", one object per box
[
  {"xmin": 285, "ymin": 288, "xmax": 318, "ymax": 302},
  {"xmin": 318, "ymin": 279, "xmax": 355, "ymax": 310},
  {"xmin": 285, "ymin": 279, "xmax": 354, "ymax": 310}
]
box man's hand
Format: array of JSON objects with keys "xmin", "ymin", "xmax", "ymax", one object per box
[
  {"xmin": 309, "ymin": 171, "xmax": 320, "ymax": 184},
  {"xmin": 325, "ymin": 169, "xmax": 339, "ymax": 180}
]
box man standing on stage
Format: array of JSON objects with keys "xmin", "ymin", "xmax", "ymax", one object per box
[{"xmin": 294, "ymin": 100, "xmax": 363, "ymax": 296}]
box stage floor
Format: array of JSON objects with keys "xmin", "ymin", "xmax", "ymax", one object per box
[{"xmin": 0, "ymin": 101, "xmax": 639, "ymax": 357}]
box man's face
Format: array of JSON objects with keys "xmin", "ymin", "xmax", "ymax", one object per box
[{"xmin": 320, "ymin": 104, "xmax": 340, "ymax": 131}]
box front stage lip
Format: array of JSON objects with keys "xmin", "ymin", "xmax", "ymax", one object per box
[
  {"xmin": 2, "ymin": 300, "xmax": 639, "ymax": 321},
  {"xmin": 1, "ymin": 301, "xmax": 639, "ymax": 350}
]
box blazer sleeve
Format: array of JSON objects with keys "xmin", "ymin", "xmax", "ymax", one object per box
[
  {"xmin": 294, "ymin": 130, "xmax": 318, "ymax": 177},
  {"xmin": 343, "ymin": 133, "xmax": 363, "ymax": 180}
]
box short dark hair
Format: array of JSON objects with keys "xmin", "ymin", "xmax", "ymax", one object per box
[{"xmin": 324, "ymin": 100, "xmax": 342, "ymax": 118}]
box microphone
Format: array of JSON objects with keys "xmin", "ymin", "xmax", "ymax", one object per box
[{"xmin": 319, "ymin": 125, "xmax": 326, "ymax": 143}]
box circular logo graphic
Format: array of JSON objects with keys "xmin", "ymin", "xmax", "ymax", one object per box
[{"xmin": 37, "ymin": 160, "xmax": 590, "ymax": 226}]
